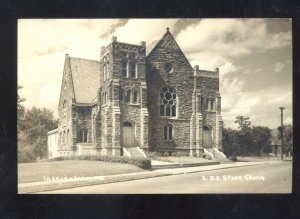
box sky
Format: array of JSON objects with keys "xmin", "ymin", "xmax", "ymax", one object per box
[{"xmin": 18, "ymin": 19, "xmax": 292, "ymax": 129}]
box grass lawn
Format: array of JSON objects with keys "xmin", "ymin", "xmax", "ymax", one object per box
[{"xmin": 18, "ymin": 160, "xmax": 146, "ymax": 183}]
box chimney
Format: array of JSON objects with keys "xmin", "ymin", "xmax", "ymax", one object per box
[
  {"xmin": 194, "ymin": 65, "xmax": 199, "ymax": 70},
  {"xmin": 215, "ymin": 68, "xmax": 219, "ymax": 74},
  {"xmin": 140, "ymin": 41, "xmax": 146, "ymax": 47},
  {"xmin": 112, "ymin": 36, "xmax": 117, "ymax": 42}
]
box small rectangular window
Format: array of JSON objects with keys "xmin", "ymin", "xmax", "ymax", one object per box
[
  {"xmin": 206, "ymin": 98, "xmax": 209, "ymax": 110},
  {"xmin": 103, "ymin": 64, "xmax": 107, "ymax": 80},
  {"xmin": 122, "ymin": 61, "xmax": 127, "ymax": 78},
  {"xmin": 126, "ymin": 90, "xmax": 131, "ymax": 102},
  {"xmin": 130, "ymin": 61, "xmax": 136, "ymax": 78},
  {"xmin": 119, "ymin": 89, "xmax": 124, "ymax": 101},
  {"xmin": 211, "ymin": 99, "xmax": 214, "ymax": 110},
  {"xmin": 79, "ymin": 130, "xmax": 88, "ymax": 143},
  {"xmin": 164, "ymin": 126, "xmax": 168, "ymax": 140},
  {"xmin": 133, "ymin": 91, "xmax": 138, "ymax": 103},
  {"xmin": 164, "ymin": 125, "xmax": 173, "ymax": 141}
]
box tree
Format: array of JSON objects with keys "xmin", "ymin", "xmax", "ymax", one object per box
[
  {"xmin": 278, "ymin": 124, "xmax": 293, "ymax": 156},
  {"xmin": 234, "ymin": 116, "xmax": 252, "ymax": 156},
  {"xmin": 19, "ymin": 107, "xmax": 58, "ymax": 160},
  {"xmin": 18, "ymin": 87, "xmax": 58, "ymax": 162},
  {"xmin": 17, "ymin": 86, "xmax": 26, "ymax": 119},
  {"xmin": 252, "ymin": 126, "xmax": 271, "ymax": 156},
  {"xmin": 222, "ymin": 127, "xmax": 239, "ymax": 157}
]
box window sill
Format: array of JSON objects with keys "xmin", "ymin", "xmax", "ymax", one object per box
[
  {"xmin": 122, "ymin": 77, "xmax": 138, "ymax": 80},
  {"xmin": 160, "ymin": 116, "xmax": 177, "ymax": 119},
  {"xmin": 203, "ymin": 109, "xmax": 216, "ymax": 112}
]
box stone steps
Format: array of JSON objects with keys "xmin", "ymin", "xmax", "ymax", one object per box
[
  {"xmin": 124, "ymin": 147, "xmax": 146, "ymax": 158},
  {"xmin": 207, "ymin": 148, "xmax": 233, "ymax": 163}
]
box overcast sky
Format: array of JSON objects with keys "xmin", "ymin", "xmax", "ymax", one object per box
[{"xmin": 18, "ymin": 19, "xmax": 292, "ymax": 129}]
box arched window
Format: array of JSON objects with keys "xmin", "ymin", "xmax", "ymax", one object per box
[
  {"xmin": 123, "ymin": 121, "xmax": 133, "ymax": 127},
  {"xmin": 164, "ymin": 124, "xmax": 173, "ymax": 141},
  {"xmin": 203, "ymin": 125, "xmax": 209, "ymax": 131},
  {"xmin": 160, "ymin": 87, "xmax": 176, "ymax": 117}
]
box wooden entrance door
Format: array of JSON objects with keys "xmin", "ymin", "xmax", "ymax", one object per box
[
  {"xmin": 123, "ymin": 121, "xmax": 135, "ymax": 147},
  {"xmin": 202, "ymin": 126, "xmax": 212, "ymax": 148}
]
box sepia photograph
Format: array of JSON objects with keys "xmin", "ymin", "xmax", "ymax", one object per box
[{"xmin": 17, "ymin": 18, "xmax": 293, "ymax": 194}]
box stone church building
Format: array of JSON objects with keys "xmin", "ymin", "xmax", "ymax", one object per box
[{"xmin": 47, "ymin": 28, "xmax": 224, "ymax": 159}]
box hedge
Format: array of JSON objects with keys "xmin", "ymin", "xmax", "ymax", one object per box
[{"xmin": 40, "ymin": 155, "xmax": 152, "ymax": 170}]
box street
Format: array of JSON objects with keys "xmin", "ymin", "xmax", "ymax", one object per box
[{"xmin": 40, "ymin": 162, "xmax": 292, "ymax": 194}]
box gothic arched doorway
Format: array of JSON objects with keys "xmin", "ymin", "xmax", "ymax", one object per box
[
  {"xmin": 202, "ymin": 125, "xmax": 212, "ymax": 148},
  {"xmin": 122, "ymin": 121, "xmax": 135, "ymax": 147}
]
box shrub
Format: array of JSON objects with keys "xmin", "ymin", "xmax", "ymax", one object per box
[
  {"xmin": 203, "ymin": 153, "xmax": 213, "ymax": 160},
  {"xmin": 18, "ymin": 146, "xmax": 36, "ymax": 163},
  {"xmin": 163, "ymin": 151, "xmax": 170, "ymax": 157},
  {"xmin": 144, "ymin": 151, "xmax": 159, "ymax": 158},
  {"xmin": 40, "ymin": 155, "xmax": 152, "ymax": 170}
]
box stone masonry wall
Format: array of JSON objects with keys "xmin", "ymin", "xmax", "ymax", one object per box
[
  {"xmin": 146, "ymin": 32, "xmax": 194, "ymax": 153},
  {"xmin": 58, "ymin": 55, "xmax": 75, "ymax": 154},
  {"xmin": 98, "ymin": 39, "xmax": 148, "ymax": 155}
]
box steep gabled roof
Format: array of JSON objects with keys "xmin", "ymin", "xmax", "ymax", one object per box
[
  {"xmin": 146, "ymin": 39, "xmax": 159, "ymax": 56},
  {"xmin": 69, "ymin": 57, "xmax": 100, "ymax": 103},
  {"xmin": 146, "ymin": 28, "xmax": 194, "ymax": 71}
]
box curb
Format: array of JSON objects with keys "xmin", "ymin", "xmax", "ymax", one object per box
[
  {"xmin": 20, "ymin": 161, "xmax": 272, "ymax": 194},
  {"xmin": 151, "ymin": 161, "xmax": 220, "ymax": 170},
  {"xmin": 160, "ymin": 162, "xmax": 271, "ymax": 175}
]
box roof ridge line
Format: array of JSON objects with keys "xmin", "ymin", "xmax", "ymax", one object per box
[{"xmin": 69, "ymin": 56, "xmax": 100, "ymax": 62}]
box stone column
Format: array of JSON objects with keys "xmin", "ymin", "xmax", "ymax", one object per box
[
  {"xmin": 195, "ymin": 113, "xmax": 203, "ymax": 157},
  {"xmin": 215, "ymin": 112, "xmax": 219, "ymax": 149},
  {"xmin": 140, "ymin": 82, "xmax": 149, "ymax": 150},
  {"xmin": 189, "ymin": 117, "xmax": 194, "ymax": 157},
  {"xmin": 112, "ymin": 79, "xmax": 121, "ymax": 156}
]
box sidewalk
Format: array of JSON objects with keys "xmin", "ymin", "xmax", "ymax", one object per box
[{"xmin": 18, "ymin": 160, "xmax": 280, "ymax": 194}]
